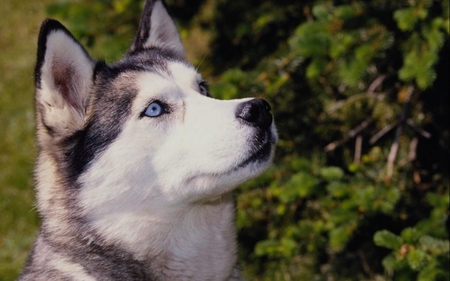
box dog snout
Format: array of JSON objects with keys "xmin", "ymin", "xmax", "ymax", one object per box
[{"xmin": 235, "ymin": 98, "xmax": 272, "ymax": 129}]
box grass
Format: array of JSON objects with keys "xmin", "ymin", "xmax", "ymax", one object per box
[{"xmin": 0, "ymin": 0, "xmax": 55, "ymax": 279}]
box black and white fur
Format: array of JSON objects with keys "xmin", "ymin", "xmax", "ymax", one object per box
[{"xmin": 19, "ymin": 0, "xmax": 277, "ymax": 280}]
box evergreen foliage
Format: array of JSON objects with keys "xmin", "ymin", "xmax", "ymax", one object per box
[{"xmin": 45, "ymin": 0, "xmax": 449, "ymax": 280}]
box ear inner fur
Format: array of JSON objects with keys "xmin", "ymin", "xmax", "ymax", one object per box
[
  {"xmin": 35, "ymin": 19, "xmax": 95, "ymax": 139},
  {"xmin": 35, "ymin": 19, "xmax": 93, "ymax": 89}
]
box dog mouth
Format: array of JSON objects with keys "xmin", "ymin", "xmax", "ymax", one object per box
[{"xmin": 235, "ymin": 131, "xmax": 275, "ymax": 169}]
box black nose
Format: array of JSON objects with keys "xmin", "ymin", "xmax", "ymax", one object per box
[{"xmin": 235, "ymin": 98, "xmax": 272, "ymax": 128}]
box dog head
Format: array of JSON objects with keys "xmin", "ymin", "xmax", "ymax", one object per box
[{"xmin": 34, "ymin": 0, "xmax": 277, "ymax": 209}]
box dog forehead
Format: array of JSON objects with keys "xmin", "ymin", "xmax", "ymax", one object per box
[
  {"xmin": 167, "ymin": 61, "xmax": 201, "ymax": 85},
  {"xmin": 134, "ymin": 61, "xmax": 200, "ymax": 97}
]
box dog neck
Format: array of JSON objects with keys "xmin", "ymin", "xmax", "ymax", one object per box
[
  {"xmin": 85, "ymin": 189, "xmax": 238, "ymax": 280},
  {"xmin": 35, "ymin": 155, "xmax": 240, "ymax": 280}
]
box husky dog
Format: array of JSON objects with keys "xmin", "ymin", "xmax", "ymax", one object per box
[{"xmin": 19, "ymin": 0, "xmax": 277, "ymax": 280}]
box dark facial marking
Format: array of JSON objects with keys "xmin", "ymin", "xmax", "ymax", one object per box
[
  {"xmin": 61, "ymin": 50, "xmax": 188, "ymax": 184},
  {"xmin": 63, "ymin": 64, "xmax": 137, "ymax": 184}
]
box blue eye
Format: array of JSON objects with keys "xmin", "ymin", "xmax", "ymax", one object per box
[{"xmin": 144, "ymin": 102, "xmax": 164, "ymax": 117}]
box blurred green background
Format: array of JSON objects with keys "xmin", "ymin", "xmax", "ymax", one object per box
[
  {"xmin": 1, "ymin": 0, "xmax": 51, "ymax": 279},
  {"xmin": 1, "ymin": 0, "xmax": 448, "ymax": 280}
]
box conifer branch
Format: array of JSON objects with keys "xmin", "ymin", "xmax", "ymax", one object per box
[
  {"xmin": 369, "ymin": 121, "xmax": 399, "ymax": 144},
  {"xmin": 406, "ymin": 119, "xmax": 431, "ymax": 139},
  {"xmin": 386, "ymin": 86, "xmax": 414, "ymax": 180},
  {"xmin": 408, "ymin": 137, "xmax": 419, "ymax": 162},
  {"xmin": 367, "ymin": 74, "xmax": 389, "ymax": 95},
  {"xmin": 324, "ymin": 118, "xmax": 373, "ymax": 152},
  {"xmin": 370, "ymin": 119, "xmax": 430, "ymax": 146},
  {"xmin": 398, "ymin": 137, "xmax": 419, "ymax": 168},
  {"xmin": 354, "ymin": 135, "xmax": 363, "ymax": 164}
]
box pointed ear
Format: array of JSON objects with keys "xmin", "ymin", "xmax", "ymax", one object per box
[
  {"xmin": 35, "ymin": 19, "xmax": 95, "ymax": 141},
  {"xmin": 128, "ymin": 0, "xmax": 185, "ymax": 57}
]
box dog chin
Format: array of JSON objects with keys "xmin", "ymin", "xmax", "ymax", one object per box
[
  {"xmin": 178, "ymin": 129, "xmax": 277, "ymax": 202},
  {"xmin": 182, "ymin": 147, "xmax": 274, "ymax": 199}
]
